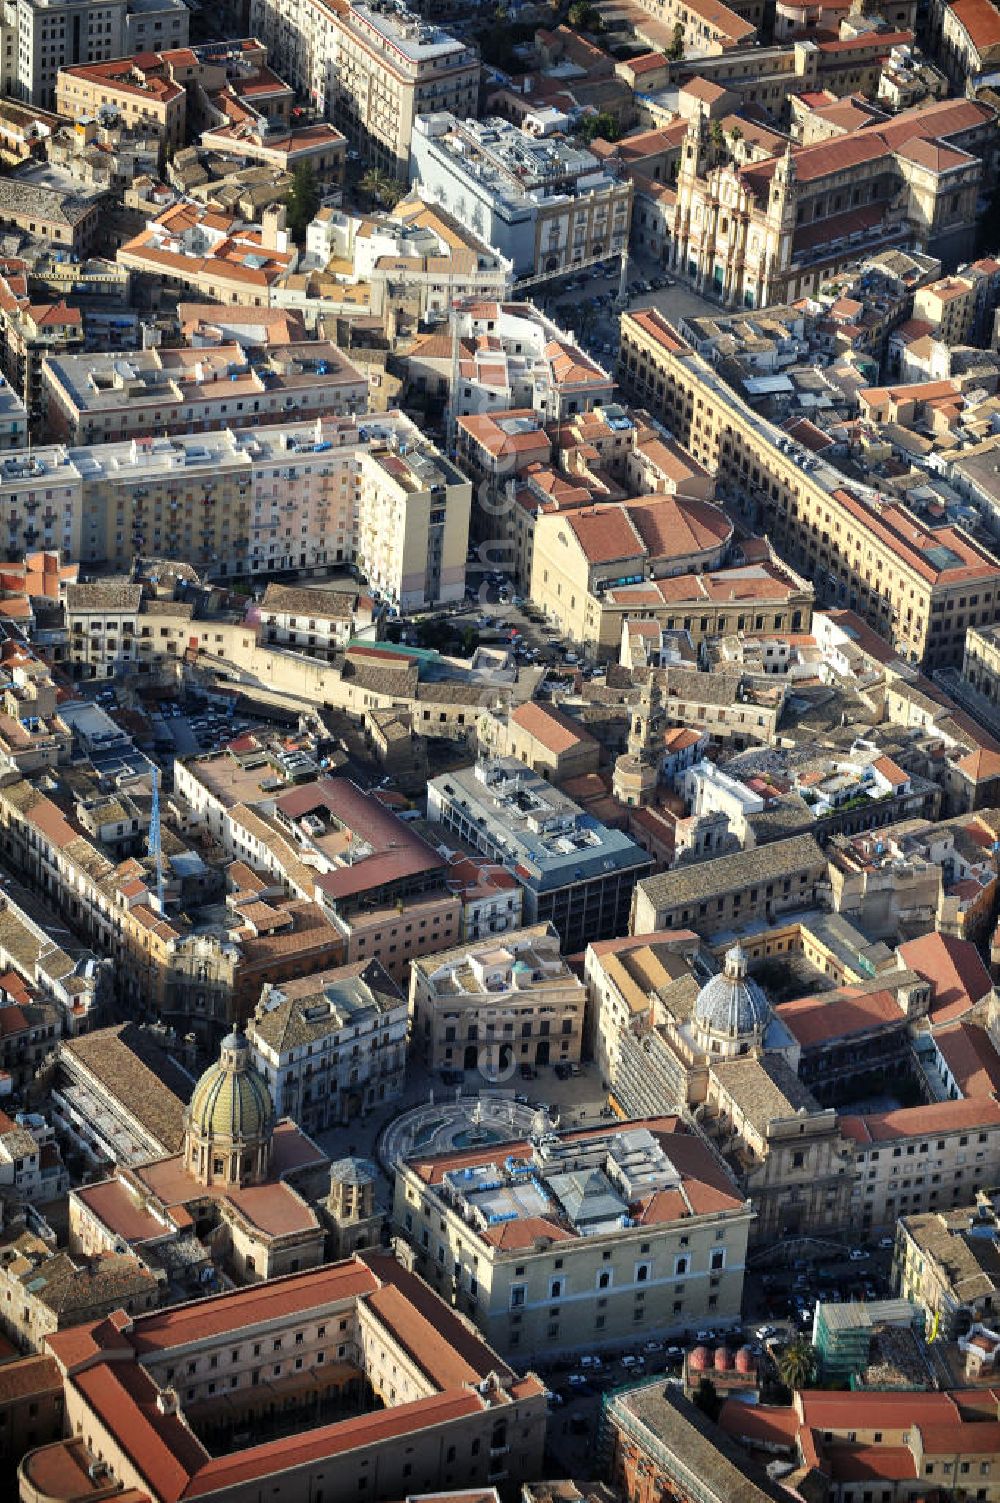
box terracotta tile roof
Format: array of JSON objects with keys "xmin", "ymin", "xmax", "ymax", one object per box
[
  {"xmin": 816, "ymin": 26, "xmax": 912, "ymax": 50},
  {"xmin": 625, "ymin": 494, "xmax": 731, "ymax": 558},
  {"xmin": 718, "ymin": 1400, "xmax": 800, "ymax": 1446},
  {"xmin": 0, "ymin": 1353, "xmax": 60, "ymax": 1403},
  {"xmin": 186, "ymin": 1391, "xmax": 484, "ymax": 1496},
  {"xmin": 544, "ymin": 339, "xmax": 607, "ymax": 388},
  {"xmin": 509, "ymin": 700, "xmax": 597, "ymax": 755},
  {"xmin": 129, "ymin": 1260, "xmax": 378, "ymax": 1356},
  {"xmin": 896, "ymin": 137, "xmax": 972, "ymax": 172},
  {"xmin": 918, "ymin": 1420, "xmax": 1000, "ymax": 1453},
  {"xmin": 680, "ymin": 75, "xmax": 728, "ymax": 102},
  {"xmin": 73, "ymin": 1359, "xmax": 206, "ymax": 1503},
  {"xmin": 950, "ymin": 0, "xmax": 1000, "ymax": 52},
  {"xmin": 73, "ymin": 1178, "xmax": 169, "ymax": 1244},
  {"xmin": 482, "ymin": 1215, "xmax": 575, "ymax": 1248},
  {"xmin": 897, "ymin": 932, "xmax": 993, "ymax": 1022},
  {"xmin": 275, "ymin": 778, "xmax": 443, "ymax": 902},
  {"xmin": 934, "ymin": 1021, "xmax": 1000, "ymax": 1098},
  {"xmin": 827, "ymin": 1444, "xmax": 917, "ymax": 1482},
  {"xmin": 627, "ymin": 51, "xmax": 670, "ymax": 74},
  {"xmin": 872, "ymin": 755, "xmax": 908, "ymax": 786},
  {"xmin": 565, "ymin": 504, "xmax": 644, "ymax": 564},
  {"xmin": 664, "ymin": 727, "xmax": 703, "ymax": 750},
  {"xmin": 629, "ymin": 307, "xmax": 691, "ymax": 354},
  {"xmin": 798, "ymin": 1388, "xmax": 968, "ymax": 1431},
  {"xmin": 776, "ymin": 988, "xmax": 906, "ymax": 1048},
  {"xmin": 841, "ymin": 1095, "xmax": 1000, "ymax": 1143},
  {"xmin": 957, "ymin": 745, "xmax": 1000, "ymax": 781}
]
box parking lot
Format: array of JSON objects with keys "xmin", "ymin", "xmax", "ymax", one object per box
[
  {"xmin": 529, "ymin": 258, "xmax": 733, "ymax": 376},
  {"xmin": 147, "ymin": 698, "xmax": 260, "ymax": 764}
]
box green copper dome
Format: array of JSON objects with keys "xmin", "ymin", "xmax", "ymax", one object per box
[{"xmin": 188, "ymin": 1029, "xmax": 274, "ymax": 1144}]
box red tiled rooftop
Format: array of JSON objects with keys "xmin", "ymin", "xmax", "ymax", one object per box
[
  {"xmin": 185, "ymin": 1391, "xmax": 484, "ymax": 1496},
  {"xmin": 840, "ymin": 1095, "xmax": 1000, "ymax": 1144},
  {"xmin": 950, "ymin": 0, "xmax": 1000, "ymax": 51},
  {"xmin": 934, "ymin": 1021, "xmax": 1000, "ymax": 1098},
  {"xmin": 127, "ymin": 1262, "xmax": 377, "ymax": 1357},
  {"xmin": 827, "ymin": 1444, "xmax": 917, "ymax": 1482},
  {"xmin": 509, "ymin": 700, "xmax": 597, "ymax": 756},
  {"xmin": 74, "ymin": 1178, "xmax": 169, "ymax": 1245},
  {"xmin": 897, "ymin": 931, "xmax": 993, "ymax": 1022},
  {"xmin": 776, "ymin": 988, "xmax": 906, "ymax": 1048}
]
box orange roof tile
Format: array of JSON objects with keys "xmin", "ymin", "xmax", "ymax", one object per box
[
  {"xmin": 509, "ymin": 700, "xmax": 597, "ymax": 755},
  {"xmin": 897, "ymin": 932, "xmax": 993, "ymax": 1022}
]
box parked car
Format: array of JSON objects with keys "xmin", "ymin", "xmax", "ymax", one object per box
[{"xmin": 849, "ymin": 1248, "xmax": 869, "ymax": 1262}]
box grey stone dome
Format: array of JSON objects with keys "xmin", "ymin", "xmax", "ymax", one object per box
[{"xmin": 694, "ymin": 945, "xmax": 770, "ymax": 1041}]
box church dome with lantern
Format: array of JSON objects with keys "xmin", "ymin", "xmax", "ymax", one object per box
[
  {"xmin": 184, "ymin": 1029, "xmax": 275, "ymax": 1188},
  {"xmin": 692, "ymin": 945, "xmax": 771, "ymax": 1057}
]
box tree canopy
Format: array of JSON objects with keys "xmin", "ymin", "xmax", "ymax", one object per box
[
  {"xmin": 284, "ymin": 161, "xmax": 320, "ymax": 241},
  {"xmin": 579, "ymin": 110, "xmax": 620, "ymax": 143}
]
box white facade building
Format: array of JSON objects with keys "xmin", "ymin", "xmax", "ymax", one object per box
[{"xmin": 411, "ymin": 114, "xmax": 632, "ymax": 280}]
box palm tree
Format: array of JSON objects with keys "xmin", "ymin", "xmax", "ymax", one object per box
[
  {"xmin": 361, "ymin": 168, "xmax": 404, "ymax": 209},
  {"xmin": 709, "ymin": 119, "xmax": 725, "ymax": 156},
  {"xmin": 729, "ymin": 124, "xmax": 744, "ymax": 159},
  {"xmin": 775, "ymin": 1335, "xmax": 816, "ymax": 1393}
]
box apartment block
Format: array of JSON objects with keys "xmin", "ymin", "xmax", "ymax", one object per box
[
  {"xmin": 718, "ymin": 1388, "xmax": 1000, "ymax": 1503},
  {"xmin": 896, "ymin": 1197, "xmax": 1000, "ymax": 1336},
  {"xmin": 249, "ymin": 0, "xmax": 479, "ymax": 174},
  {"xmin": 530, "ymin": 492, "xmax": 733, "ymax": 657},
  {"xmin": 64, "ymin": 581, "xmax": 142, "ymax": 680},
  {"xmin": 0, "ymin": 413, "xmax": 470, "ymax": 605},
  {"xmin": 393, "ymin": 1118, "xmax": 751, "ymax": 1360},
  {"xmin": 618, "ymin": 306, "xmax": 1000, "ymax": 668},
  {"xmin": 3, "ymin": 0, "xmax": 126, "ymax": 108},
  {"xmin": 42, "ymin": 341, "xmax": 368, "ymax": 445},
  {"xmin": 56, "ymin": 54, "xmax": 187, "ymax": 152},
  {"xmin": 1, "ymin": 298, "xmax": 85, "ymax": 417},
  {"xmin": 174, "ymin": 764, "xmax": 465, "ymax": 985},
  {"xmin": 0, "ymin": 1232, "xmax": 159, "ymax": 1354},
  {"xmin": 411, "ymin": 298, "xmax": 613, "ymax": 424},
  {"xmin": 408, "ymin": 922, "xmax": 586, "ymax": 1072},
  {"xmin": 258, "ymin": 582, "xmax": 368, "ymax": 660}
]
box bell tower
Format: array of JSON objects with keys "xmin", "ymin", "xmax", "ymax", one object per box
[{"xmin": 765, "ymin": 142, "xmax": 798, "ymax": 296}]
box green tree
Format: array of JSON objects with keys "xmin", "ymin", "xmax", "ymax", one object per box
[
  {"xmin": 284, "ymin": 161, "xmax": 320, "ymax": 241},
  {"xmin": 709, "ymin": 119, "xmax": 725, "ymax": 154},
  {"xmin": 667, "ymin": 21, "xmax": 685, "ymax": 59},
  {"xmin": 568, "ymin": 0, "xmax": 602, "ymax": 28},
  {"xmin": 361, "ymin": 168, "xmax": 404, "ymax": 209},
  {"xmin": 775, "ymin": 1336, "xmax": 816, "ymax": 1394},
  {"xmin": 579, "ymin": 110, "xmax": 619, "ymax": 143},
  {"xmin": 729, "ymin": 124, "xmax": 743, "ymax": 153}
]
